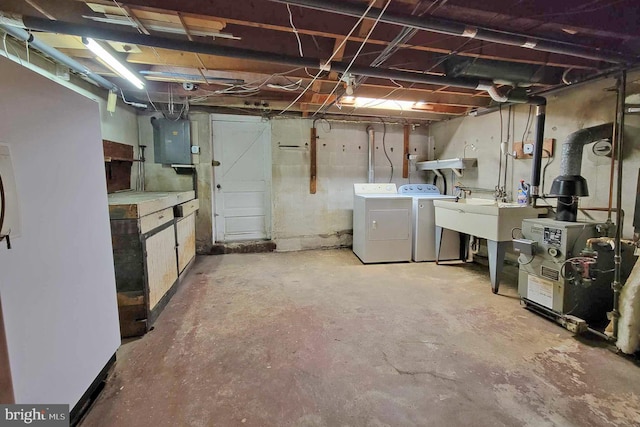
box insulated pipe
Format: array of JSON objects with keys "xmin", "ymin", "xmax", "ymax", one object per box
[
  {"xmin": 0, "ymin": 22, "xmax": 118, "ymax": 92},
  {"xmin": 5, "ymin": 14, "xmax": 526, "ymax": 94},
  {"xmin": 3, "ymin": 14, "xmax": 550, "ymax": 108},
  {"xmin": 367, "ymin": 127, "xmax": 375, "ymax": 183},
  {"xmin": 268, "ymin": 0, "xmax": 634, "ymax": 64},
  {"xmin": 613, "ymin": 70, "xmax": 627, "ymax": 340},
  {"xmin": 477, "ymin": 82, "xmax": 509, "ymax": 103},
  {"xmin": 558, "ymin": 123, "xmax": 614, "ymax": 176}
]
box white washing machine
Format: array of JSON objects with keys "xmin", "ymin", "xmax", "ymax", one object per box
[
  {"xmin": 352, "ymin": 184, "xmax": 412, "ymax": 264},
  {"xmin": 398, "ymin": 184, "xmax": 461, "ymax": 262}
]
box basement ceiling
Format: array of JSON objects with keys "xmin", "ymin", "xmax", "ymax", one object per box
[{"xmin": 1, "ymin": 0, "xmax": 639, "ymax": 122}]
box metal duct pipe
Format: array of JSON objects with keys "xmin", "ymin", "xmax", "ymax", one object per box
[
  {"xmin": 367, "ymin": 127, "xmax": 375, "ymax": 183},
  {"xmin": 0, "ymin": 22, "xmax": 118, "ymax": 91},
  {"xmin": 548, "ymin": 122, "xmax": 614, "ymax": 221},
  {"xmin": 559, "ymin": 123, "xmax": 614, "ymax": 176},
  {"xmin": 3, "ymin": 14, "xmax": 544, "ymax": 98},
  {"xmin": 269, "ymin": 0, "xmax": 634, "ymax": 64},
  {"xmin": 529, "ymin": 98, "xmax": 547, "ymax": 205},
  {"xmin": 477, "ymin": 82, "xmax": 509, "ymax": 103}
]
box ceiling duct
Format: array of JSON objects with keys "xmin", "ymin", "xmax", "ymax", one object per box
[{"xmin": 443, "ymin": 57, "xmax": 553, "ymax": 86}]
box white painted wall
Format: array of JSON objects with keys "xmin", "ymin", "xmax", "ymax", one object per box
[
  {"xmin": 271, "ymin": 118, "xmax": 432, "ymax": 251},
  {"xmin": 99, "ymin": 99, "xmax": 140, "ymax": 190},
  {"xmin": 1, "ymin": 44, "xmax": 139, "ymax": 190},
  {"xmin": 430, "ymin": 74, "xmax": 640, "ymax": 238},
  {"xmin": 0, "ymin": 57, "xmax": 120, "ymax": 406}
]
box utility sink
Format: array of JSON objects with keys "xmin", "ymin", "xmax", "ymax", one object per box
[
  {"xmin": 461, "ymin": 198, "xmax": 496, "ymax": 206},
  {"xmin": 433, "ymin": 199, "xmax": 547, "ymax": 241},
  {"xmin": 433, "ymin": 199, "xmax": 548, "ymax": 294}
]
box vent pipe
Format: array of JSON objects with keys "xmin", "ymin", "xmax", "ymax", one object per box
[
  {"xmin": 549, "ymin": 122, "xmax": 614, "ymax": 221},
  {"xmin": 367, "ymin": 127, "xmax": 375, "ymax": 183}
]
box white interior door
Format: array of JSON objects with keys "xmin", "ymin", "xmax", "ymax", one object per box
[{"xmin": 212, "ymin": 115, "xmax": 272, "ymax": 242}]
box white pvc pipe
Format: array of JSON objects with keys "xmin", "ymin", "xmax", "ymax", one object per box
[{"xmin": 368, "ymin": 128, "xmax": 375, "ymax": 183}]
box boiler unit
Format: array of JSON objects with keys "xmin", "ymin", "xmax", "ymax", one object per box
[
  {"xmin": 516, "ymin": 122, "xmax": 636, "ymax": 332},
  {"xmin": 517, "ymin": 218, "xmax": 608, "ymax": 328}
]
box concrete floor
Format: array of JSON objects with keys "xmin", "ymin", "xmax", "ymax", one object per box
[{"xmin": 81, "ymin": 249, "xmax": 640, "ymax": 427}]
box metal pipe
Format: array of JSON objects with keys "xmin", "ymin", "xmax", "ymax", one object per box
[
  {"xmin": 477, "ymin": 82, "xmax": 509, "ymax": 103},
  {"xmin": 6, "ymin": 15, "xmax": 475, "ymax": 90},
  {"xmin": 367, "ymin": 127, "xmax": 375, "ymax": 183},
  {"xmin": 4, "ymin": 14, "xmax": 545, "ymax": 105},
  {"xmin": 558, "ymin": 123, "xmax": 614, "ymax": 176},
  {"xmin": 608, "ymin": 90, "xmax": 620, "ymax": 222},
  {"xmin": 612, "ymin": 70, "xmax": 627, "ymax": 340},
  {"xmin": 268, "ymin": 0, "xmax": 635, "ymax": 64},
  {"xmin": 530, "ymin": 103, "xmax": 546, "ymax": 202},
  {"xmin": 0, "ymin": 22, "xmax": 118, "ymax": 91}
]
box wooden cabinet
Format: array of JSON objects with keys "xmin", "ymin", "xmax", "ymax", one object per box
[{"xmin": 108, "ymin": 191, "xmax": 198, "ymax": 338}]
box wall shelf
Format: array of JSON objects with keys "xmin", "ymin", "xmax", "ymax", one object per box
[{"xmin": 416, "ymin": 158, "xmax": 477, "ymax": 177}]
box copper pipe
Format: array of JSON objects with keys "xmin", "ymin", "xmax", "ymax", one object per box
[{"xmin": 579, "ymin": 207, "xmax": 621, "ymax": 212}]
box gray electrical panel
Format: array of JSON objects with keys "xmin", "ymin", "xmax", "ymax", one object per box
[{"xmin": 151, "ymin": 117, "xmax": 191, "ymax": 165}]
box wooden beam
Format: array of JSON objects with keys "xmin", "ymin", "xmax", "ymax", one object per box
[
  {"xmin": 357, "ymin": 0, "xmax": 386, "ymax": 37},
  {"xmin": 328, "ymin": 37, "xmax": 347, "ymax": 81},
  {"xmin": 24, "ymin": 0, "xmax": 56, "ymax": 20},
  {"xmin": 97, "ymin": 0, "xmax": 600, "ymax": 70},
  {"xmin": 403, "ymin": 125, "xmax": 410, "ymax": 179},
  {"xmin": 177, "ymin": 12, "xmax": 209, "ymax": 72},
  {"xmin": 310, "ymin": 127, "xmax": 317, "ymax": 194},
  {"xmin": 123, "ymin": 5, "xmax": 151, "ymax": 35}
]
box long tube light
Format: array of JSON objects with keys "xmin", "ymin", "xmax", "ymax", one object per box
[{"xmin": 82, "ymin": 37, "xmax": 144, "ymax": 89}]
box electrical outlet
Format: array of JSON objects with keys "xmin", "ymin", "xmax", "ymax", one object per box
[{"xmin": 523, "ymin": 143, "xmax": 534, "ymax": 154}]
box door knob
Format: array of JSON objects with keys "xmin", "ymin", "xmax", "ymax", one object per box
[{"xmin": 216, "ymin": 184, "xmax": 221, "ymax": 189}]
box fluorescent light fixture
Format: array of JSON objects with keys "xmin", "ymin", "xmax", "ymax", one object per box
[
  {"xmin": 340, "ymin": 96, "xmax": 421, "ymax": 111},
  {"xmin": 83, "ymin": 37, "xmax": 145, "ymax": 89}
]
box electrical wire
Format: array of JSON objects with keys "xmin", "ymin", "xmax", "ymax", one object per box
[
  {"xmin": 522, "ymin": 105, "xmax": 533, "ymax": 143},
  {"xmin": 311, "ymin": 0, "xmax": 392, "ymax": 117},
  {"xmin": 529, "ymin": 0, "xmax": 626, "ymax": 19},
  {"xmin": 379, "ymin": 118, "xmax": 394, "ymax": 183},
  {"xmin": 541, "ymin": 148, "xmax": 554, "ymax": 194},
  {"xmin": 278, "ymin": 0, "xmax": 378, "ymax": 115},
  {"xmin": 286, "ymin": 4, "xmax": 315, "ymax": 78}
]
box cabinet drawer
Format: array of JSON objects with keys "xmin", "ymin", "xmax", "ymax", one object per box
[
  {"xmin": 140, "ymin": 207, "xmax": 174, "ymax": 234},
  {"xmin": 174, "ymin": 199, "xmax": 199, "ymax": 218}
]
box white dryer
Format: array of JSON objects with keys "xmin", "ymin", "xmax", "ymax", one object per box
[
  {"xmin": 352, "ymin": 184, "xmax": 412, "ymax": 264},
  {"xmin": 398, "ymin": 184, "xmax": 461, "ymax": 262}
]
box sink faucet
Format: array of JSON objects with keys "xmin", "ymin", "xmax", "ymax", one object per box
[{"xmin": 494, "ymin": 186, "xmax": 507, "ymax": 202}]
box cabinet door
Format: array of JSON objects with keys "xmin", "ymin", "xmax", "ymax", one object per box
[
  {"xmin": 176, "ymin": 213, "xmax": 196, "ymax": 274},
  {"xmin": 145, "ymin": 225, "xmax": 178, "ymax": 310}
]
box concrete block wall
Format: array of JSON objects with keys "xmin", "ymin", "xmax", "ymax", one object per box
[
  {"xmin": 271, "ymin": 118, "xmax": 432, "ymax": 251},
  {"xmin": 430, "ymin": 74, "xmax": 640, "ymax": 238}
]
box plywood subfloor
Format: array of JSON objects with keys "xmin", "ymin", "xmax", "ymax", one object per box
[{"xmin": 81, "ymin": 250, "xmax": 640, "ymax": 426}]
